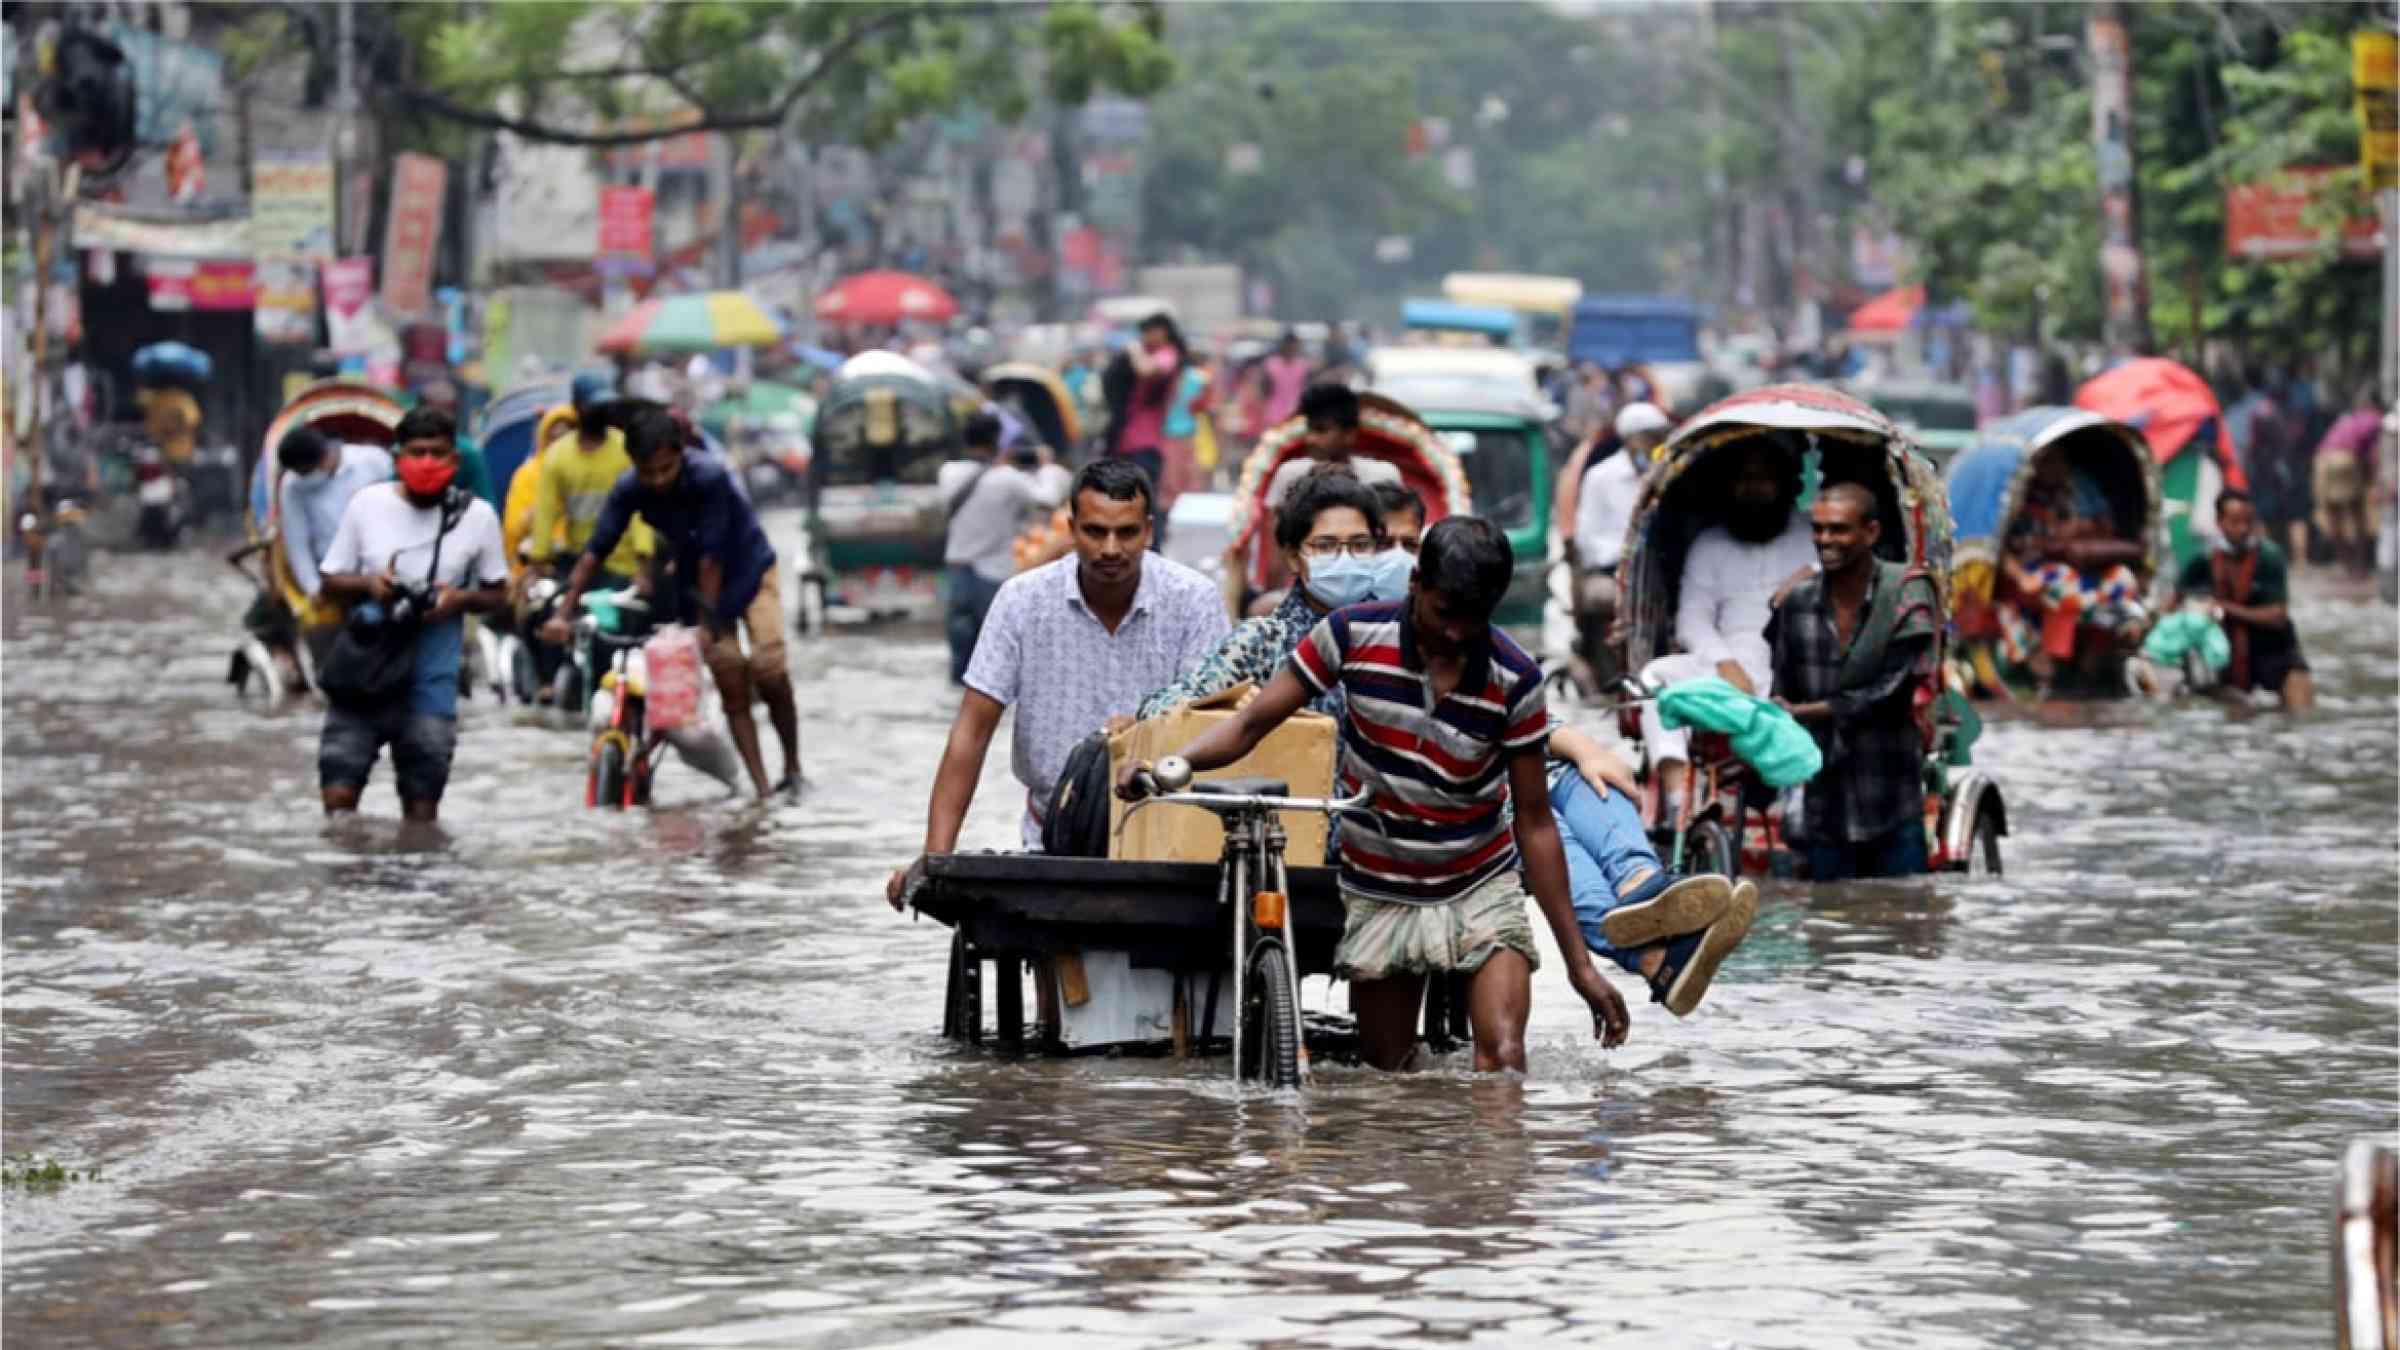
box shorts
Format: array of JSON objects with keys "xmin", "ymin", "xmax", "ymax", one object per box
[
  {"xmin": 1334, "ymin": 869, "xmax": 1541, "ymax": 982},
  {"xmin": 703, "ymin": 567, "xmax": 788, "ymax": 686},
  {"xmin": 2315, "ymin": 451, "xmax": 2366, "ymax": 511},
  {"xmin": 2238, "ymin": 629, "xmax": 2311, "ymax": 693},
  {"xmin": 320, "ymin": 703, "xmax": 459, "ymax": 804}
]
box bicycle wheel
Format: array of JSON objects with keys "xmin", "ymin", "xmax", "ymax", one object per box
[
  {"xmin": 1966, "ymin": 808, "xmax": 2003, "ymax": 877},
  {"xmin": 589, "ymin": 739, "xmax": 628, "ymax": 811},
  {"xmin": 1677, "ymin": 819, "xmax": 1735, "ymax": 877},
  {"xmin": 1240, "ymin": 941, "xmax": 1303, "ymax": 1090}
]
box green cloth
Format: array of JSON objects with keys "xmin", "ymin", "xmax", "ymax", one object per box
[
  {"xmin": 2142, "ymin": 606, "xmax": 2231, "ymax": 672},
  {"xmin": 455, "ymin": 437, "xmax": 500, "ymax": 512},
  {"xmin": 1657, "ymin": 676, "xmax": 1824, "ymax": 788},
  {"xmin": 2178, "ymin": 540, "xmax": 2288, "ymax": 606}
]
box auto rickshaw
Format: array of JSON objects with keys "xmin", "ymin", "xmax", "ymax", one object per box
[
  {"xmin": 229, "ymin": 379, "xmax": 405, "ymax": 703},
  {"xmin": 800, "ymin": 351, "xmax": 959, "ymax": 625},
  {"xmin": 1613, "ymin": 383, "xmax": 2005, "ymax": 877},
  {"xmin": 1365, "ymin": 349, "xmax": 1557, "ymax": 629},
  {"xmin": 1220, "ymin": 391, "xmax": 1472, "ymax": 621},
  {"xmin": 1945, "ymin": 408, "xmax": 2165, "ymax": 703},
  {"xmin": 984, "ymin": 361, "xmax": 1083, "ymax": 456}
]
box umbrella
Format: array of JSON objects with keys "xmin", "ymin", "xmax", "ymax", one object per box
[
  {"xmin": 1846, "ymin": 284, "xmax": 1924, "ymax": 334},
  {"xmin": 787, "ymin": 343, "xmax": 845, "ymax": 372},
  {"xmin": 814, "ymin": 270, "xmax": 959, "ymax": 325},
  {"xmin": 596, "ymin": 291, "xmax": 787, "ymax": 354}
]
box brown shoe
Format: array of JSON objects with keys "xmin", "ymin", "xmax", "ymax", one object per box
[{"xmin": 1650, "ymin": 880, "xmax": 1758, "ymax": 1018}]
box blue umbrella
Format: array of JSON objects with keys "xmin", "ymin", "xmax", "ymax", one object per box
[
  {"xmin": 788, "ymin": 343, "xmax": 845, "ymax": 372},
  {"xmin": 133, "ymin": 341, "xmax": 212, "ymax": 385}
]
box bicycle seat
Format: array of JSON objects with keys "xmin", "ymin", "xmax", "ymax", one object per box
[{"xmin": 1190, "ymin": 776, "xmax": 1287, "ymax": 798}]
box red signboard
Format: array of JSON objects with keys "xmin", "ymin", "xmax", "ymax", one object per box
[
  {"xmin": 380, "ymin": 152, "xmax": 448, "ymax": 317},
  {"xmin": 598, "ymin": 185, "xmax": 655, "ymax": 261},
  {"xmin": 322, "ymin": 256, "xmax": 374, "ymax": 319},
  {"xmin": 146, "ymin": 259, "xmax": 256, "ymax": 311},
  {"xmin": 2225, "ymin": 167, "xmax": 2381, "ymax": 260}
]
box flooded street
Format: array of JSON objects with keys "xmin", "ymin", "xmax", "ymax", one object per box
[{"xmin": 4, "ymin": 540, "xmax": 2393, "ymax": 1349}]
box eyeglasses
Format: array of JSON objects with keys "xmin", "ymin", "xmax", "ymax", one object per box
[
  {"xmin": 1390, "ymin": 537, "xmax": 1421, "ymax": 555},
  {"xmin": 1299, "ymin": 536, "xmax": 1381, "ymax": 559}
]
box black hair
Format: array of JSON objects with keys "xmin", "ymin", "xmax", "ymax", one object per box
[
  {"xmin": 1371, "ymin": 479, "xmax": 1425, "ymax": 524},
  {"xmin": 1275, "ymin": 469, "xmax": 1385, "ymax": 554},
  {"xmin": 1298, "ymin": 382, "xmax": 1360, "ymax": 429},
  {"xmin": 1007, "ymin": 445, "xmax": 1041, "ymax": 471},
  {"xmin": 2215, "ymin": 487, "xmax": 2255, "ymax": 518},
  {"xmin": 276, "ymin": 424, "xmax": 331, "ymax": 473},
  {"xmin": 1070, "ymin": 456, "xmax": 1155, "ymax": 516},
  {"xmin": 1817, "ymin": 480, "xmax": 1879, "ymax": 521},
  {"xmin": 1139, "ymin": 311, "xmax": 1188, "ymax": 362},
  {"xmin": 1415, "ymin": 516, "xmax": 1514, "ymax": 618},
  {"xmin": 962, "ymin": 411, "xmax": 1003, "ymax": 451},
  {"xmin": 393, "ymin": 405, "xmax": 456, "ymax": 447}
]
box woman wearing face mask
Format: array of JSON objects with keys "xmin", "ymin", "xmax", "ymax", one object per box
[{"xmin": 1136, "ymin": 471, "xmax": 1402, "ymax": 719}]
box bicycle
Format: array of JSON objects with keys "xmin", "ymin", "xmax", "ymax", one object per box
[{"xmin": 1121, "ymin": 756, "xmax": 1371, "ymax": 1091}]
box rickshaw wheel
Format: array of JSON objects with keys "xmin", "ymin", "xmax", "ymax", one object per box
[
  {"xmin": 1966, "ymin": 809, "xmax": 2003, "ymax": 877},
  {"xmin": 591, "ymin": 740, "xmax": 629, "ymax": 812},
  {"xmin": 794, "ymin": 574, "xmax": 828, "ymax": 636},
  {"xmin": 1676, "ymin": 819, "xmax": 1736, "ymax": 878},
  {"xmin": 1240, "ymin": 942, "xmax": 1303, "ymax": 1090}
]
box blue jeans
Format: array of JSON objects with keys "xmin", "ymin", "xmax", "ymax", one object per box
[
  {"xmin": 1804, "ymin": 822, "xmax": 1927, "ymax": 882},
  {"xmin": 944, "ymin": 564, "xmax": 1004, "ymax": 684},
  {"xmin": 1548, "ymin": 769, "xmax": 1666, "ymax": 975}
]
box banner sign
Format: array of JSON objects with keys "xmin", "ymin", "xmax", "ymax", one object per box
[
  {"xmin": 254, "ymin": 260, "xmax": 317, "ymax": 344},
  {"xmin": 251, "ymin": 149, "xmax": 334, "ymax": 261},
  {"xmin": 73, "ymin": 205, "xmax": 249, "ymax": 258},
  {"xmin": 145, "ymin": 258, "xmax": 255, "ymax": 311},
  {"xmin": 2357, "ymin": 31, "xmax": 2397, "ymax": 193},
  {"xmin": 322, "ymin": 256, "xmax": 374, "ymax": 320},
  {"xmin": 597, "ymin": 184, "xmax": 655, "ymax": 276},
  {"xmin": 2225, "ymin": 167, "xmax": 2381, "ymax": 260},
  {"xmin": 381, "ymin": 152, "xmax": 447, "ymax": 318}
]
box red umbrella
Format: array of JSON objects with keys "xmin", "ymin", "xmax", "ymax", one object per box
[
  {"xmin": 815, "ymin": 270, "xmax": 959, "ymax": 325},
  {"xmin": 1846, "ymin": 284, "xmax": 1924, "ymax": 333}
]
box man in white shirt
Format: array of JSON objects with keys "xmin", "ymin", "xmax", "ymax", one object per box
[
  {"xmin": 1638, "ymin": 441, "xmax": 1817, "ymax": 819},
  {"xmin": 1568, "ymin": 402, "xmax": 1669, "ymax": 690},
  {"xmin": 941, "ymin": 412, "xmax": 1057, "ymax": 683},
  {"xmin": 316, "ymin": 406, "xmax": 510, "ymax": 822}
]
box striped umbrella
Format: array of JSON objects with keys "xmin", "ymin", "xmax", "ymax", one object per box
[{"xmin": 596, "ymin": 291, "xmax": 787, "ymax": 354}]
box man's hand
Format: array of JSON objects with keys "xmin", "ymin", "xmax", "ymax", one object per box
[
  {"xmin": 1568, "ymin": 960, "xmax": 1631, "ymax": 1049},
  {"xmin": 1715, "ymin": 660, "xmax": 1756, "ymax": 696},
  {"xmin": 368, "ymin": 570, "xmax": 400, "ymax": 605},
  {"xmin": 1578, "ymin": 749, "xmax": 1639, "ymax": 801},
  {"xmin": 885, "ymin": 856, "xmax": 923, "ymax": 912},
  {"xmin": 539, "ymin": 613, "xmax": 574, "ymax": 645},
  {"xmin": 1113, "ymin": 757, "xmax": 1154, "ymax": 802}
]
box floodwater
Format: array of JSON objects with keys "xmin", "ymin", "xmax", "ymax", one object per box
[{"xmin": 5, "ymin": 540, "xmax": 2394, "ymax": 1349}]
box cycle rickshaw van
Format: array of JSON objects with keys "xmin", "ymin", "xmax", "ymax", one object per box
[
  {"xmin": 983, "ymin": 361, "xmax": 1083, "ymax": 457},
  {"xmin": 801, "ymin": 351, "xmax": 958, "ymax": 625},
  {"xmin": 1220, "ymin": 390, "xmax": 1472, "ymax": 621},
  {"xmin": 1945, "ymin": 407, "xmax": 2165, "ymax": 702},
  {"xmin": 229, "ymin": 379, "xmax": 406, "ymax": 703},
  {"xmin": 1614, "ymin": 382, "xmax": 2005, "ymax": 877}
]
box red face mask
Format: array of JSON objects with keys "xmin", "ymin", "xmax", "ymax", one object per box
[{"xmin": 396, "ymin": 455, "xmax": 456, "ymax": 498}]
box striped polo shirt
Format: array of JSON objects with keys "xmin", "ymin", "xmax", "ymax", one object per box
[{"xmin": 1283, "ymin": 600, "xmax": 1549, "ymax": 905}]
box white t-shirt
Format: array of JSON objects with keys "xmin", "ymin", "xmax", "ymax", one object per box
[
  {"xmin": 1575, "ymin": 449, "xmax": 1645, "ymax": 571},
  {"xmin": 1674, "ymin": 509, "xmax": 1818, "ymax": 690},
  {"xmin": 939, "ymin": 459, "xmax": 1048, "ymax": 583},
  {"xmin": 322, "ymin": 483, "xmax": 509, "ymax": 594}
]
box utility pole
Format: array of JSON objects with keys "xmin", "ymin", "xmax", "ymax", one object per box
[
  {"xmin": 334, "ymin": 0, "xmax": 355, "ymax": 255},
  {"xmin": 2087, "ymin": 0, "xmax": 2153, "ymax": 357}
]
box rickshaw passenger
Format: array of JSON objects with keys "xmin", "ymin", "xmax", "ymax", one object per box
[
  {"xmin": 276, "ymin": 426, "xmax": 394, "ymax": 606},
  {"xmin": 1766, "ymin": 483, "xmax": 1941, "ymax": 881},
  {"xmin": 1994, "ymin": 447, "xmax": 2146, "ymax": 683},
  {"xmin": 1637, "ymin": 441, "xmax": 1816, "ymax": 820},
  {"xmin": 1137, "ymin": 471, "xmax": 1406, "ymax": 718},
  {"xmin": 2178, "ymin": 490, "xmax": 2314, "ymax": 711}
]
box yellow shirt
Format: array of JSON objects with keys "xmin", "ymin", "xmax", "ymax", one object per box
[{"xmin": 530, "ymin": 428, "xmax": 653, "ymax": 576}]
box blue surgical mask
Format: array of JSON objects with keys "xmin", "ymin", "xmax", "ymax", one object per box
[
  {"xmin": 1303, "ymin": 552, "xmax": 1379, "ymax": 610},
  {"xmin": 1364, "ymin": 548, "xmax": 1415, "ymax": 602}
]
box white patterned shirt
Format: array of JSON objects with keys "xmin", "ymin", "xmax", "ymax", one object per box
[{"xmin": 964, "ymin": 553, "xmax": 1231, "ymax": 844}]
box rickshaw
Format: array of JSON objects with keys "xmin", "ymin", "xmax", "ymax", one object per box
[
  {"xmin": 228, "ymin": 380, "xmax": 405, "ymax": 704},
  {"xmin": 800, "ymin": 351, "xmax": 958, "ymax": 625},
  {"xmin": 1945, "ymin": 408, "xmax": 2165, "ymax": 702},
  {"xmin": 1613, "ymin": 383, "xmax": 2006, "ymax": 877},
  {"xmin": 2073, "ymin": 358, "xmax": 2244, "ymax": 572},
  {"xmin": 1220, "ymin": 391, "xmax": 1472, "ymax": 620},
  {"xmin": 983, "ymin": 361, "xmax": 1083, "ymax": 456},
  {"xmin": 1366, "ymin": 349, "xmax": 1559, "ymax": 630}
]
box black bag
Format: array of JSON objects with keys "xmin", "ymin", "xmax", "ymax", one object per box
[
  {"xmin": 316, "ymin": 493, "xmax": 463, "ymax": 710},
  {"xmin": 1041, "ymin": 730, "xmax": 1115, "ymax": 857}
]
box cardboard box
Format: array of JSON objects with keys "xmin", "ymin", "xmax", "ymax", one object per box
[{"xmin": 1108, "ymin": 684, "xmax": 1339, "ymax": 864}]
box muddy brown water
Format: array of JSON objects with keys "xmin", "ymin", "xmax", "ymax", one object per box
[{"xmin": 5, "ymin": 543, "xmax": 2394, "ymax": 1348}]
